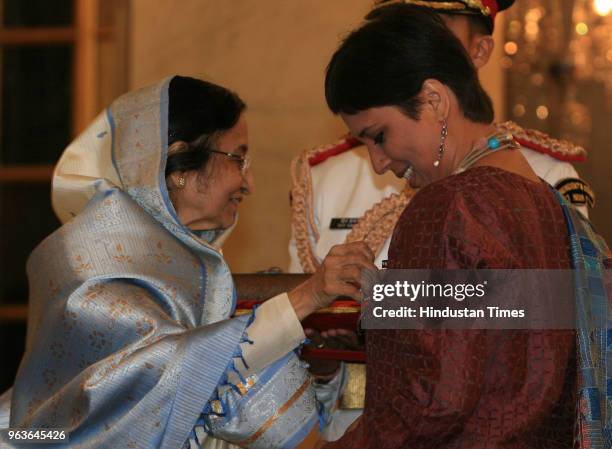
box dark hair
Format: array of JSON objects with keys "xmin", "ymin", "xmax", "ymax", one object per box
[
  {"xmin": 462, "ymin": 14, "xmax": 490, "ymax": 36},
  {"xmin": 325, "ymin": 4, "xmax": 494, "ymax": 123},
  {"xmin": 165, "ymin": 76, "xmax": 246, "ymax": 177},
  {"xmin": 372, "ymin": 1, "xmax": 492, "ymax": 35}
]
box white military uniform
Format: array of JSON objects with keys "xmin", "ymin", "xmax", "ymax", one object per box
[{"xmin": 288, "ymin": 121, "xmax": 593, "ymax": 441}]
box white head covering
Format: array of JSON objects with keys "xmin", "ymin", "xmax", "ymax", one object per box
[{"xmin": 52, "ymin": 111, "xmax": 122, "ymax": 224}]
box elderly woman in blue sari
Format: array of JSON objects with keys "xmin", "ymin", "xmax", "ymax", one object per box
[{"xmin": 0, "ymin": 76, "xmax": 375, "ymax": 449}]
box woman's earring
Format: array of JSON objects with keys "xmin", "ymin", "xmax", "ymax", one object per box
[
  {"xmin": 433, "ymin": 120, "xmax": 448, "ymax": 167},
  {"xmin": 177, "ymin": 177, "xmax": 186, "ymax": 188}
]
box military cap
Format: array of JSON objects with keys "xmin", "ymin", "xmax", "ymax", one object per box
[{"xmin": 375, "ymin": 0, "xmax": 515, "ymax": 33}]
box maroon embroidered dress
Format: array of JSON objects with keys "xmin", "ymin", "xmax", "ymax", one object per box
[{"xmin": 324, "ymin": 166, "xmax": 576, "ymax": 449}]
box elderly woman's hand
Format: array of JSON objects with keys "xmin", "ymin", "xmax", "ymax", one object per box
[{"xmin": 288, "ymin": 241, "xmax": 376, "ymax": 321}]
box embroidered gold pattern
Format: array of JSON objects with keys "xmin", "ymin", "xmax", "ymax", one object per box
[
  {"xmin": 465, "ymin": 0, "xmax": 491, "ymax": 15},
  {"xmin": 340, "ymin": 363, "xmax": 366, "ymax": 409},
  {"xmin": 236, "ymin": 375, "xmax": 257, "ymax": 396},
  {"xmin": 113, "ymin": 243, "xmax": 133, "ymax": 264},
  {"xmin": 381, "ymin": 0, "xmax": 491, "ymax": 16},
  {"xmin": 154, "ymin": 241, "xmax": 172, "ymax": 264},
  {"xmin": 346, "ymin": 186, "xmax": 415, "ymax": 254},
  {"xmin": 73, "ymin": 254, "xmax": 93, "ymax": 273},
  {"xmin": 238, "ymin": 377, "xmax": 312, "ymax": 445},
  {"xmin": 211, "ymin": 400, "xmax": 224, "ymax": 414},
  {"xmin": 290, "ymin": 140, "xmax": 415, "ymax": 273},
  {"xmin": 497, "ymin": 121, "xmax": 588, "ymax": 160}
]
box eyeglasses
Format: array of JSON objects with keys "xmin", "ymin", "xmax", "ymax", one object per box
[{"xmin": 209, "ymin": 150, "xmax": 251, "ymax": 175}]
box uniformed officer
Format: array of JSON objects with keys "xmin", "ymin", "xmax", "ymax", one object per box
[{"xmin": 290, "ymin": 0, "xmax": 595, "ymax": 442}]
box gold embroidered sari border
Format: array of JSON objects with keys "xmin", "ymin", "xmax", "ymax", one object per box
[{"xmin": 237, "ymin": 377, "xmax": 312, "ymax": 445}]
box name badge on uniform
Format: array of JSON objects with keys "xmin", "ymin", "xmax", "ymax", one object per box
[{"xmin": 330, "ymin": 218, "xmax": 359, "ymax": 229}]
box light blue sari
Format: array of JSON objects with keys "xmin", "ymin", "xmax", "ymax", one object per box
[{"xmin": 1, "ymin": 78, "xmax": 319, "ymax": 448}]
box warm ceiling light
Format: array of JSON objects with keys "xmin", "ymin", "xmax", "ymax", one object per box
[
  {"xmin": 594, "ymin": 0, "xmax": 612, "ymax": 16},
  {"xmin": 536, "ymin": 105, "xmax": 549, "ymax": 120},
  {"xmin": 504, "ymin": 41, "xmax": 519, "ymax": 55},
  {"xmin": 576, "ymin": 22, "xmax": 589, "ymax": 35}
]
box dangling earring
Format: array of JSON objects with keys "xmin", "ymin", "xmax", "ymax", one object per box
[
  {"xmin": 433, "ymin": 120, "xmax": 448, "ymax": 167},
  {"xmin": 177, "ymin": 177, "xmax": 186, "ymax": 188},
  {"xmin": 402, "ymin": 166, "xmax": 413, "ymax": 180}
]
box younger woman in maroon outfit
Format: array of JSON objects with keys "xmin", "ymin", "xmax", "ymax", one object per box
[{"xmin": 319, "ymin": 4, "xmax": 596, "ymax": 448}]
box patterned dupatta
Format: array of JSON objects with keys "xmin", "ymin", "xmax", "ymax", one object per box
[{"xmin": 555, "ymin": 190, "xmax": 612, "ymax": 448}]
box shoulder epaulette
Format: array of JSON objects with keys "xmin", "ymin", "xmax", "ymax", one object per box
[
  {"xmin": 497, "ymin": 121, "xmax": 587, "ymax": 162},
  {"xmin": 307, "ymin": 136, "xmax": 361, "ymax": 167}
]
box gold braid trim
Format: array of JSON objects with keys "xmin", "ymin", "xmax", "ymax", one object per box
[
  {"xmin": 346, "ymin": 186, "xmax": 415, "ymax": 255},
  {"xmin": 380, "ymin": 0, "xmax": 491, "ymax": 16},
  {"xmin": 290, "ymin": 150, "xmax": 318, "ymax": 274},
  {"xmin": 291, "ymin": 139, "xmax": 353, "ymax": 273},
  {"xmin": 496, "ymin": 121, "xmax": 588, "ymax": 160},
  {"xmin": 464, "ymin": 0, "xmax": 492, "ymax": 15},
  {"xmin": 291, "ymin": 140, "xmax": 414, "ymax": 273}
]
